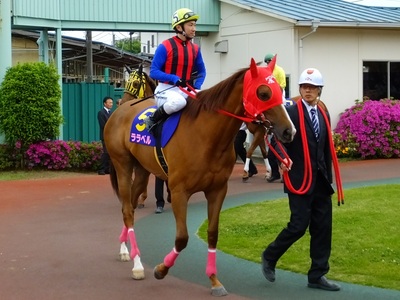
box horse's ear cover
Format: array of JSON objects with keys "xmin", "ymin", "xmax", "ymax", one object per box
[{"xmin": 243, "ymin": 56, "xmax": 283, "ymax": 118}]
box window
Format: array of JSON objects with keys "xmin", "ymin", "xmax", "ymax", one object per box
[
  {"xmin": 285, "ymin": 75, "xmax": 290, "ymax": 99},
  {"xmin": 363, "ymin": 61, "xmax": 400, "ymax": 100}
]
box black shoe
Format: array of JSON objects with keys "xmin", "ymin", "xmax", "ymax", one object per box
[
  {"xmin": 98, "ymin": 171, "xmax": 106, "ymax": 175},
  {"xmin": 267, "ymin": 175, "xmax": 280, "ymax": 183},
  {"xmin": 308, "ymin": 276, "xmax": 341, "ymax": 291},
  {"xmin": 261, "ymin": 254, "xmax": 276, "ymax": 282}
]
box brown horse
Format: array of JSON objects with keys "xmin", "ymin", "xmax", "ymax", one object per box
[
  {"xmin": 241, "ymin": 95, "xmax": 328, "ymax": 182},
  {"xmin": 104, "ymin": 58, "xmax": 296, "ymax": 296}
]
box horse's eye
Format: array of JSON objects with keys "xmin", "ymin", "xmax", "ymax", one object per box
[{"xmin": 257, "ymin": 86, "xmax": 272, "ymax": 101}]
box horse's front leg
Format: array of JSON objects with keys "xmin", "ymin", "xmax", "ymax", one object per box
[
  {"xmin": 154, "ymin": 191, "xmax": 189, "ymax": 280},
  {"xmin": 204, "ymin": 187, "xmax": 229, "ymax": 297}
]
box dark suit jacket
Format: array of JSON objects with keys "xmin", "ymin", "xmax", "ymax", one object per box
[
  {"xmin": 97, "ymin": 108, "xmax": 111, "ymax": 141},
  {"xmin": 282, "ymin": 101, "xmax": 333, "ymax": 195}
]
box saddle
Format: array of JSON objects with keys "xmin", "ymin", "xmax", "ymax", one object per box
[{"xmin": 130, "ymin": 106, "xmax": 182, "ymax": 175}]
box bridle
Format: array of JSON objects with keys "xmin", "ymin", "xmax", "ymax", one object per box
[{"xmin": 125, "ymin": 65, "xmax": 146, "ymax": 99}]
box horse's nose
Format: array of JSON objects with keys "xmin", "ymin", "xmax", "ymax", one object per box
[{"xmin": 282, "ymin": 127, "xmax": 296, "ymax": 143}]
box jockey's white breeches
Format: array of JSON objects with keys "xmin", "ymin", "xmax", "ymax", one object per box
[{"xmin": 154, "ymin": 83, "xmax": 189, "ymax": 115}]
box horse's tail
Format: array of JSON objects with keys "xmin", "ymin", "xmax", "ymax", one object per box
[{"xmin": 109, "ymin": 161, "xmax": 120, "ymax": 198}]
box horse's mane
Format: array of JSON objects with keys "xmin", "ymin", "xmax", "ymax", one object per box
[
  {"xmin": 144, "ymin": 72, "xmax": 157, "ymax": 93},
  {"xmin": 185, "ymin": 67, "xmax": 248, "ymax": 119}
]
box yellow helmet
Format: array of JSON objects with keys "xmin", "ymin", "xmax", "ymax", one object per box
[{"xmin": 172, "ymin": 8, "xmax": 199, "ymax": 29}]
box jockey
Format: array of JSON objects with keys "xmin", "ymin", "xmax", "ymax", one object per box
[
  {"xmin": 264, "ymin": 53, "xmax": 286, "ymax": 103},
  {"xmin": 145, "ymin": 8, "xmax": 206, "ymax": 131}
]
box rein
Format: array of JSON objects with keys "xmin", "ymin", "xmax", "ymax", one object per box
[
  {"xmin": 130, "ymin": 79, "xmax": 199, "ymax": 107},
  {"xmin": 266, "ymin": 103, "xmax": 344, "ymax": 205}
]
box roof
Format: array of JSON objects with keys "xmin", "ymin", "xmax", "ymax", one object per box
[
  {"xmin": 12, "ymin": 30, "xmax": 152, "ymax": 70},
  {"xmin": 221, "ymin": 0, "xmax": 400, "ymax": 27}
]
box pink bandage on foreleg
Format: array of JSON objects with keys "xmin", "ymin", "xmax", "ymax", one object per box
[
  {"xmin": 128, "ymin": 228, "xmax": 141, "ymax": 259},
  {"xmin": 206, "ymin": 248, "xmax": 217, "ymax": 277},
  {"xmin": 119, "ymin": 225, "xmax": 128, "ymax": 243},
  {"xmin": 164, "ymin": 247, "xmax": 180, "ymax": 268}
]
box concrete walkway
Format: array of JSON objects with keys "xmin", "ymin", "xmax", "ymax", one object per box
[{"xmin": 1, "ymin": 159, "xmax": 399, "ymax": 299}]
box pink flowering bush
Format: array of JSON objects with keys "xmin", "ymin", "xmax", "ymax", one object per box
[
  {"xmin": 334, "ymin": 99, "xmax": 400, "ymax": 159},
  {"xmin": 25, "ymin": 140, "xmax": 72, "ymax": 170},
  {"xmin": 0, "ymin": 140, "xmax": 103, "ymax": 171},
  {"xmin": 66, "ymin": 141, "xmax": 102, "ymax": 170}
]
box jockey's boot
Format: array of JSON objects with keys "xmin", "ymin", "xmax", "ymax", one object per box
[{"xmin": 144, "ymin": 105, "xmax": 169, "ymax": 132}]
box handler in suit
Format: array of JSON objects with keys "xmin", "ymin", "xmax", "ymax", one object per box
[
  {"xmin": 261, "ymin": 68, "xmax": 341, "ymax": 291},
  {"xmin": 97, "ymin": 96, "xmax": 113, "ymax": 175}
]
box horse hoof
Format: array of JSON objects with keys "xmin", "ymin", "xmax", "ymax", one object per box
[
  {"xmin": 137, "ymin": 204, "xmax": 145, "ymax": 209},
  {"xmin": 132, "ymin": 269, "xmax": 145, "ymax": 280},
  {"xmin": 242, "ymin": 176, "xmax": 249, "ymax": 182},
  {"xmin": 119, "ymin": 253, "xmax": 130, "ymax": 262},
  {"xmin": 211, "ymin": 286, "xmax": 228, "ymax": 297},
  {"xmin": 153, "ymin": 265, "xmax": 167, "ymax": 280}
]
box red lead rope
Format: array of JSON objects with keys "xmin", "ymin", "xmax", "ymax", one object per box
[{"xmin": 266, "ymin": 103, "xmax": 344, "ymax": 206}]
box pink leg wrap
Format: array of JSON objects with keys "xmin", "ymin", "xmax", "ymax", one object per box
[
  {"xmin": 119, "ymin": 225, "xmax": 128, "ymax": 243},
  {"xmin": 128, "ymin": 228, "xmax": 140, "ymax": 259},
  {"xmin": 206, "ymin": 248, "xmax": 217, "ymax": 277},
  {"xmin": 164, "ymin": 248, "xmax": 180, "ymax": 268}
]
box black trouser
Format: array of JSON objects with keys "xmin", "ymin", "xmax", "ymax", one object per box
[
  {"xmin": 263, "ymin": 177, "xmax": 333, "ymax": 282},
  {"xmin": 155, "ymin": 177, "xmax": 165, "ymax": 208},
  {"xmin": 234, "ymin": 130, "xmax": 257, "ymax": 174},
  {"xmin": 99, "ymin": 140, "xmax": 110, "ymax": 172}
]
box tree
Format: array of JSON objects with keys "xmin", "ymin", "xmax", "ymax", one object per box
[
  {"xmin": 0, "ymin": 62, "xmax": 63, "ymax": 148},
  {"xmin": 114, "ymin": 38, "xmax": 141, "ymax": 54}
]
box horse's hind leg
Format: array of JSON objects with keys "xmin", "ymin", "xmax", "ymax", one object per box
[
  {"xmin": 119, "ymin": 225, "xmax": 130, "ymax": 262},
  {"xmin": 258, "ymin": 139, "xmax": 271, "ymax": 179},
  {"xmin": 115, "ymin": 159, "xmax": 149, "ymax": 280},
  {"xmin": 242, "ymin": 137, "xmax": 259, "ymax": 182},
  {"xmin": 137, "ymin": 189, "xmax": 147, "ymax": 208},
  {"xmin": 127, "ymin": 165, "xmax": 150, "ymax": 279}
]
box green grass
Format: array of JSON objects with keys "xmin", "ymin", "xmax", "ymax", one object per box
[
  {"xmin": 198, "ymin": 185, "xmax": 400, "ymax": 291},
  {"xmin": 0, "ymin": 170, "xmax": 94, "ymax": 181}
]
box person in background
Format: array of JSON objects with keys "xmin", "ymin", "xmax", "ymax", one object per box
[
  {"xmin": 116, "ymin": 98, "xmax": 122, "ymax": 107},
  {"xmin": 264, "ymin": 53, "xmax": 286, "ymax": 102},
  {"xmin": 155, "ymin": 177, "xmax": 171, "ymax": 214},
  {"xmin": 97, "ymin": 96, "xmax": 113, "ymax": 175},
  {"xmin": 261, "ymin": 68, "xmax": 341, "ymax": 292},
  {"xmin": 144, "ymin": 7, "xmax": 206, "ymax": 131},
  {"xmin": 234, "ymin": 122, "xmax": 258, "ymax": 178}
]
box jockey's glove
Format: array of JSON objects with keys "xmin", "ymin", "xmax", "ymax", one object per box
[{"xmin": 175, "ymin": 79, "xmax": 187, "ymax": 87}]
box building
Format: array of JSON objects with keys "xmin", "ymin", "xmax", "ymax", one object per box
[{"xmin": 11, "ymin": 29, "xmax": 152, "ymax": 85}]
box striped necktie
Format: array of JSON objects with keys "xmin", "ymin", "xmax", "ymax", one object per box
[{"xmin": 310, "ymin": 108, "xmax": 319, "ymax": 141}]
